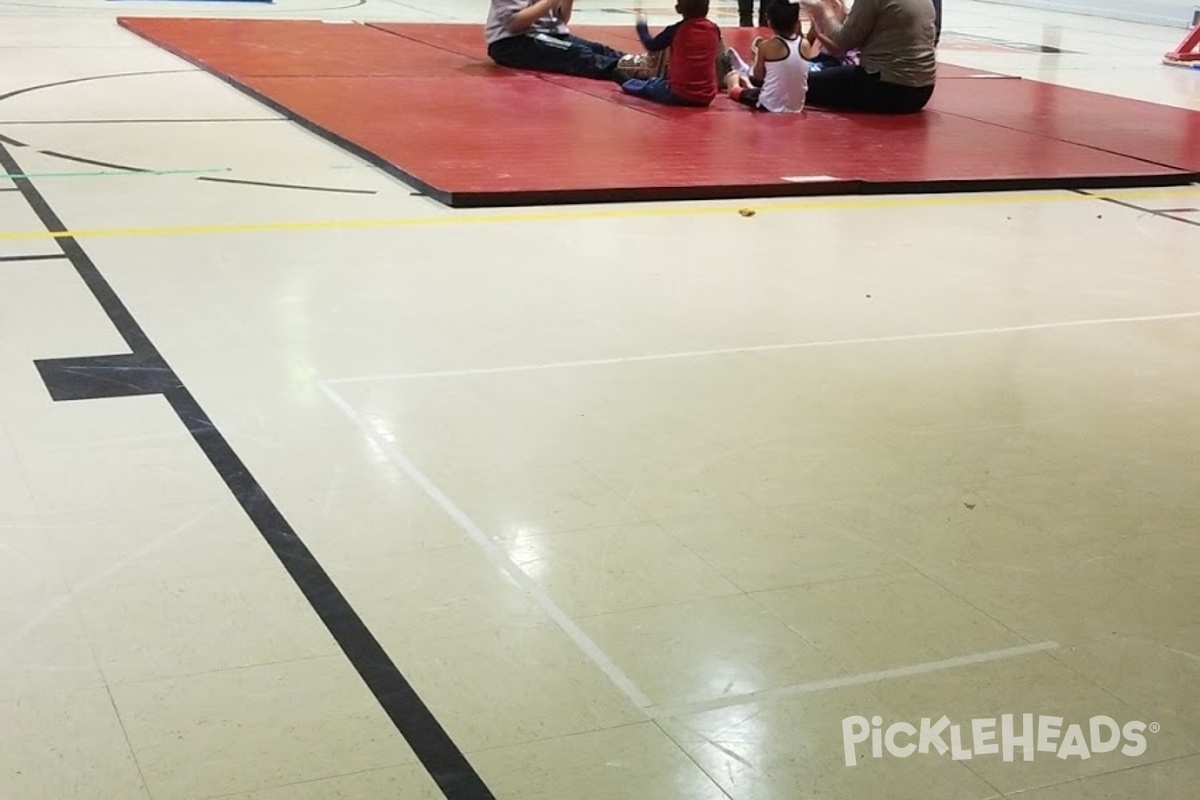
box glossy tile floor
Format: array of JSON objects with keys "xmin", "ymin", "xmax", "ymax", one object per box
[{"xmin": 2, "ymin": 1, "xmax": 1199, "ymax": 799}]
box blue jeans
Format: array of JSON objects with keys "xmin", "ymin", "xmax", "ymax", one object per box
[{"xmin": 621, "ymin": 77, "xmax": 697, "ymax": 106}]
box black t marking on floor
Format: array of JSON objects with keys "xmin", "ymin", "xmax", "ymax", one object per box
[
  {"xmin": 1073, "ymin": 189, "xmax": 1200, "ymax": 230},
  {"xmin": 0, "ymin": 140, "xmax": 496, "ymax": 800}
]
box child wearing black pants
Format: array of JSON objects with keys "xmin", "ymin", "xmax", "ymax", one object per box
[{"xmin": 486, "ymin": 0, "xmax": 627, "ymax": 80}]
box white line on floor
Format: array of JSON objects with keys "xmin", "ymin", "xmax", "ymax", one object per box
[
  {"xmin": 646, "ymin": 640, "xmax": 1061, "ymax": 719},
  {"xmin": 318, "ymin": 382, "xmax": 1068, "ymax": 719},
  {"xmin": 323, "ymin": 309, "xmax": 1200, "ymax": 385},
  {"xmin": 0, "ymin": 501, "xmax": 223, "ymax": 657},
  {"xmin": 318, "ymin": 380, "xmax": 656, "ymax": 710}
]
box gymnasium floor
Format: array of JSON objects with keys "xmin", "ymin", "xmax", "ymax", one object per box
[{"xmin": 2, "ymin": 1, "xmax": 1199, "ymax": 799}]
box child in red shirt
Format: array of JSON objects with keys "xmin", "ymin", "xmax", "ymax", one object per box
[{"xmin": 620, "ymin": 0, "xmax": 721, "ymax": 107}]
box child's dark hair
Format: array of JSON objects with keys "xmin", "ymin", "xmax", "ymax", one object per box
[
  {"xmin": 676, "ymin": 0, "xmax": 710, "ymax": 19},
  {"xmin": 765, "ymin": 0, "xmax": 800, "ymax": 33}
]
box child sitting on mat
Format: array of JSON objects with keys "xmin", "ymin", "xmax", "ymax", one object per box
[
  {"xmin": 620, "ymin": 0, "xmax": 722, "ymax": 107},
  {"xmin": 486, "ymin": 0, "xmax": 627, "ymax": 81},
  {"xmin": 724, "ymin": 0, "xmax": 809, "ymax": 112}
]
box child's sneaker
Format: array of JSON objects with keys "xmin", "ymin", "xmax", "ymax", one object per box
[{"xmin": 727, "ymin": 47, "xmax": 752, "ymax": 76}]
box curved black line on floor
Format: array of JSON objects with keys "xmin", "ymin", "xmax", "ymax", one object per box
[
  {"xmin": 15, "ymin": 146, "xmax": 375, "ymax": 194},
  {"xmin": 0, "ymin": 69, "xmax": 196, "ymax": 104},
  {"xmin": 0, "ymin": 138, "xmax": 497, "ymax": 800},
  {"xmin": 0, "ymin": 71, "xmax": 375, "ymax": 193}
]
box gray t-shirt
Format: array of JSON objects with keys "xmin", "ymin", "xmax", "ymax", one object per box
[
  {"xmin": 826, "ymin": 0, "xmax": 937, "ymax": 87},
  {"xmin": 485, "ymin": 0, "xmax": 569, "ymax": 45}
]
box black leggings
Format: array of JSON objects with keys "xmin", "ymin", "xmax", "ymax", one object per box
[
  {"xmin": 806, "ymin": 65, "xmax": 934, "ymax": 114},
  {"xmin": 737, "ymin": 0, "xmax": 766, "ymax": 25},
  {"xmin": 487, "ymin": 33, "xmax": 625, "ymax": 81}
]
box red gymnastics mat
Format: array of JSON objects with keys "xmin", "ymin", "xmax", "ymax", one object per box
[{"xmin": 118, "ymin": 18, "xmax": 1200, "ymax": 207}]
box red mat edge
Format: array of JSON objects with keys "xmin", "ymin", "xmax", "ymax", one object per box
[
  {"xmin": 117, "ymin": 17, "xmax": 457, "ymax": 201},
  {"xmin": 116, "ymin": 18, "xmax": 1200, "ymax": 208}
]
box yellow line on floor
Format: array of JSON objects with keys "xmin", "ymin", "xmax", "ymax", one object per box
[{"xmin": 0, "ymin": 186, "xmax": 1197, "ymax": 242}]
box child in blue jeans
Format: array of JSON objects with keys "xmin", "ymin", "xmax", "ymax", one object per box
[{"xmin": 620, "ymin": 0, "xmax": 722, "ymax": 106}]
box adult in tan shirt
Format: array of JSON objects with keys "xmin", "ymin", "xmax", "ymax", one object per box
[{"xmin": 802, "ymin": 0, "xmax": 938, "ymax": 113}]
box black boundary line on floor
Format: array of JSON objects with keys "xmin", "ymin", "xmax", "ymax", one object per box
[
  {"xmin": 196, "ymin": 175, "xmax": 377, "ymax": 195},
  {"xmin": 0, "ymin": 140, "xmax": 496, "ymax": 800},
  {"xmin": 115, "ymin": 18, "xmax": 1200, "ymax": 208},
  {"xmin": 38, "ymin": 149, "xmax": 149, "ymax": 173},
  {"xmin": 4, "ymin": 124, "xmax": 368, "ymax": 195},
  {"xmin": 0, "ymin": 252, "xmax": 67, "ymax": 262},
  {"xmin": 1073, "ymin": 188, "xmax": 1200, "ymax": 229},
  {"xmin": 0, "ymin": 186, "xmax": 18, "ymax": 192}
]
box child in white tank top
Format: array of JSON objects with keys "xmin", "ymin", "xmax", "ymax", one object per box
[{"xmin": 724, "ymin": 0, "xmax": 809, "ymax": 113}]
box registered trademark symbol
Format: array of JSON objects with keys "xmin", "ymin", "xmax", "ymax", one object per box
[{"xmin": 1149, "ymin": 722, "xmax": 1160, "ymax": 733}]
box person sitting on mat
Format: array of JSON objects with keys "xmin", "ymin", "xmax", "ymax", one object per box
[
  {"xmin": 723, "ymin": 0, "xmax": 808, "ymax": 113},
  {"xmin": 620, "ymin": 0, "xmax": 721, "ymax": 107},
  {"xmin": 801, "ymin": 0, "xmax": 936, "ymax": 113},
  {"xmin": 486, "ymin": 0, "xmax": 628, "ymax": 81}
]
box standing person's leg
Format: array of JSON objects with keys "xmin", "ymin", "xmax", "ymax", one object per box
[
  {"xmin": 487, "ymin": 32, "xmax": 624, "ymax": 80},
  {"xmin": 738, "ymin": 0, "xmax": 755, "ymax": 26}
]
